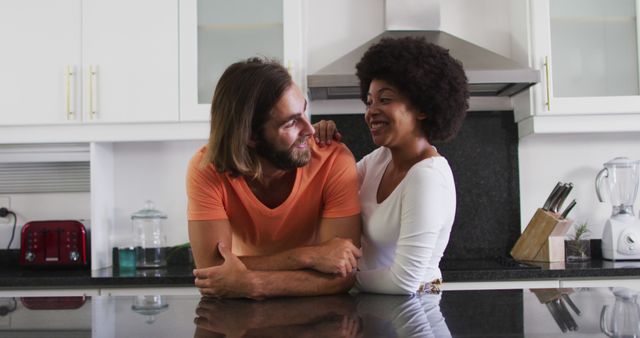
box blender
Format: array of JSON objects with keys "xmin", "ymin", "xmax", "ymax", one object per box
[{"xmin": 596, "ymin": 157, "xmax": 640, "ymax": 260}]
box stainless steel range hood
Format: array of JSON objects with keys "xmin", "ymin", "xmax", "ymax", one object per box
[{"xmin": 308, "ymin": 0, "xmax": 540, "ymax": 111}]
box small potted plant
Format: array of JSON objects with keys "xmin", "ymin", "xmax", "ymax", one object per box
[{"xmin": 565, "ymin": 221, "xmax": 591, "ymax": 262}]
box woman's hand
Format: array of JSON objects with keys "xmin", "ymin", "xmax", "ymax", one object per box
[
  {"xmin": 313, "ymin": 119, "xmax": 342, "ymax": 146},
  {"xmin": 306, "ymin": 238, "xmax": 361, "ymax": 277}
]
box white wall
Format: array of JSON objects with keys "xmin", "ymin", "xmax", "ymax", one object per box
[
  {"xmin": 0, "ymin": 192, "xmax": 90, "ymax": 249},
  {"xmin": 519, "ymin": 133, "xmax": 640, "ymax": 238},
  {"xmin": 111, "ymin": 140, "xmax": 205, "ymax": 248}
]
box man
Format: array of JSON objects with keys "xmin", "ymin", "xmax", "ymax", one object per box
[{"xmin": 186, "ymin": 58, "xmax": 361, "ymax": 299}]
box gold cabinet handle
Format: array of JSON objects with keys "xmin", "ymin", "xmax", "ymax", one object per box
[
  {"xmin": 544, "ymin": 56, "xmax": 551, "ymax": 111},
  {"xmin": 89, "ymin": 65, "xmax": 98, "ymax": 119},
  {"xmin": 65, "ymin": 65, "xmax": 76, "ymax": 120},
  {"xmin": 287, "ymin": 60, "xmax": 293, "ymax": 74}
]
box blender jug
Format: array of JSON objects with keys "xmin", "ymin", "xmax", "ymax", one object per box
[
  {"xmin": 600, "ymin": 287, "xmax": 640, "ymax": 338},
  {"xmin": 132, "ymin": 200, "xmax": 167, "ymax": 268},
  {"xmin": 595, "ymin": 157, "xmax": 640, "ymax": 217}
]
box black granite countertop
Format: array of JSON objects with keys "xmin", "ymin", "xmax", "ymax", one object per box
[
  {"xmin": 0, "ymin": 286, "xmax": 635, "ymax": 337},
  {"xmin": 2, "ymin": 254, "xmax": 640, "ymax": 289}
]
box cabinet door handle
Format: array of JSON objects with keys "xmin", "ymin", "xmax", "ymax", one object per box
[
  {"xmin": 544, "ymin": 56, "xmax": 551, "ymax": 111},
  {"xmin": 89, "ymin": 65, "xmax": 98, "ymax": 120},
  {"xmin": 65, "ymin": 65, "xmax": 76, "ymax": 120}
]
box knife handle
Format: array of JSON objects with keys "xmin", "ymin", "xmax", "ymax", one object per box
[
  {"xmin": 557, "ymin": 298, "xmax": 578, "ymax": 331},
  {"xmin": 562, "ymin": 294, "xmax": 581, "ymax": 316},
  {"xmin": 560, "ymin": 199, "xmax": 577, "ymax": 220},
  {"xmin": 554, "ymin": 183, "xmax": 573, "ymax": 213},
  {"xmin": 546, "ymin": 302, "xmax": 568, "ymax": 333},
  {"xmin": 543, "ymin": 182, "xmax": 564, "ymax": 211}
]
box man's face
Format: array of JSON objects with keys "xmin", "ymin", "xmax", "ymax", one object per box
[{"xmin": 255, "ymin": 85, "xmax": 315, "ymax": 171}]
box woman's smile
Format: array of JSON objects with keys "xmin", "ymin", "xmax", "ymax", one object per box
[{"xmin": 369, "ymin": 120, "xmax": 389, "ymax": 134}]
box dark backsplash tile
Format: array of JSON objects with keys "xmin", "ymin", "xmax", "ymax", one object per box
[{"xmin": 312, "ymin": 111, "xmax": 520, "ymax": 259}]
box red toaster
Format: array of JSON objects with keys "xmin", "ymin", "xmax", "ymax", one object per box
[{"xmin": 20, "ymin": 220, "xmax": 88, "ymax": 267}]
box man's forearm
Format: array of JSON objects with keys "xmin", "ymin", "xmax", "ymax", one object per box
[
  {"xmin": 244, "ymin": 269, "xmax": 355, "ymax": 299},
  {"xmin": 239, "ymin": 246, "xmax": 314, "ymax": 271},
  {"xmin": 239, "ymin": 237, "xmax": 360, "ymax": 277},
  {"xmin": 193, "ymin": 242, "xmax": 356, "ymax": 299}
]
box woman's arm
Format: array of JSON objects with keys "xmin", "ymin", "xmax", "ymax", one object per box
[{"xmin": 356, "ymin": 167, "xmax": 453, "ymax": 294}]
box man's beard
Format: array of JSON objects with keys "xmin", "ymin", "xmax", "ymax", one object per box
[{"xmin": 255, "ymin": 136, "xmax": 311, "ymax": 171}]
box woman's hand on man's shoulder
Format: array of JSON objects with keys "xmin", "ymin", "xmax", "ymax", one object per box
[{"xmin": 313, "ymin": 119, "xmax": 342, "ymax": 147}]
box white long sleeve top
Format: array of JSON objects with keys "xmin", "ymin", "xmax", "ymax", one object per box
[{"xmin": 355, "ymin": 147, "xmax": 456, "ymax": 294}]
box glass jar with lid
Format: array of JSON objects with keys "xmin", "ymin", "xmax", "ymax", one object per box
[{"xmin": 132, "ymin": 200, "xmax": 168, "ymax": 268}]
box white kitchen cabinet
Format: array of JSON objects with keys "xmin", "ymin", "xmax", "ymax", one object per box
[
  {"xmin": 560, "ymin": 278, "xmax": 640, "ymax": 289},
  {"xmin": 0, "ymin": 0, "xmax": 300, "ymax": 140},
  {"xmin": 442, "ymin": 280, "xmax": 560, "ymax": 291},
  {"xmin": 179, "ymin": 0, "xmax": 305, "ymax": 121},
  {"xmin": 0, "ymin": 289, "xmax": 98, "ymax": 297},
  {"xmin": 516, "ymin": 0, "xmax": 640, "ymax": 136},
  {"xmin": 0, "ymin": 0, "xmax": 178, "ymax": 126},
  {"xmin": 0, "ymin": 0, "xmax": 82, "ymax": 125},
  {"xmin": 100, "ymin": 287, "xmax": 199, "ymax": 296},
  {"xmin": 82, "ymin": 0, "xmax": 179, "ymax": 123}
]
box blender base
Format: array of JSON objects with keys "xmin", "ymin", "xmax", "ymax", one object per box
[{"xmin": 601, "ymin": 215, "xmax": 640, "ymax": 260}]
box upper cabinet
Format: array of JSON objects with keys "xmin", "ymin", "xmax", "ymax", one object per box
[
  {"xmin": 516, "ymin": 0, "xmax": 640, "ymax": 136},
  {"xmin": 179, "ymin": 0, "xmax": 304, "ymax": 121},
  {"xmin": 0, "ymin": 0, "xmax": 179, "ymax": 126},
  {"xmin": 82, "ymin": 0, "xmax": 179, "ymax": 123},
  {"xmin": 0, "ymin": 0, "xmax": 82, "ymax": 125}
]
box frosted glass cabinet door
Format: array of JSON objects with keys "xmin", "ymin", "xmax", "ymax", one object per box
[
  {"xmin": 180, "ymin": 0, "xmax": 303, "ymax": 121},
  {"xmin": 550, "ymin": 0, "xmax": 638, "ymax": 98},
  {"xmin": 531, "ymin": 0, "xmax": 640, "ymax": 115},
  {"xmin": 0, "ymin": 0, "xmax": 82, "ymax": 125}
]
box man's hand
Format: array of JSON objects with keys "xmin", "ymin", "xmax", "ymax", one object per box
[
  {"xmin": 194, "ymin": 298, "xmax": 259, "ymax": 337},
  {"xmin": 307, "ymin": 238, "xmax": 362, "ymax": 277},
  {"xmin": 193, "ymin": 242, "xmax": 257, "ymax": 299}
]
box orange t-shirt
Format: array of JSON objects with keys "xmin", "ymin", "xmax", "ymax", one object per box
[{"xmin": 186, "ymin": 140, "xmax": 360, "ymax": 256}]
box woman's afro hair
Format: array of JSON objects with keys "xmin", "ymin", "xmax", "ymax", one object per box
[{"xmin": 356, "ymin": 36, "xmax": 469, "ymax": 142}]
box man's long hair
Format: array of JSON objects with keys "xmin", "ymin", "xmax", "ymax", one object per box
[{"xmin": 203, "ymin": 57, "xmax": 292, "ymax": 180}]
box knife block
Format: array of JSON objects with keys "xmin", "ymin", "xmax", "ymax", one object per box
[{"xmin": 511, "ymin": 208, "xmax": 573, "ymax": 262}]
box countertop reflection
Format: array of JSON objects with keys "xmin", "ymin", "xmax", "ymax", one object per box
[
  {"xmin": 1, "ymin": 287, "xmax": 638, "ymax": 337},
  {"xmin": 193, "ymin": 293, "xmax": 449, "ymax": 338}
]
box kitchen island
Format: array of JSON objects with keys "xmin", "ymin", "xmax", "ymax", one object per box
[
  {"xmin": 0, "ymin": 286, "xmax": 634, "ymax": 337},
  {"xmin": 2, "ymin": 255, "xmax": 640, "ymax": 295}
]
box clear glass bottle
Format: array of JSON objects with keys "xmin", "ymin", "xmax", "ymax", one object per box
[
  {"xmin": 132, "ymin": 200, "xmax": 168, "ymax": 268},
  {"xmin": 131, "ymin": 295, "xmax": 169, "ymax": 324}
]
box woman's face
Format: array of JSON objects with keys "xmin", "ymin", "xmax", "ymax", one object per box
[{"xmin": 364, "ymin": 79, "xmax": 425, "ymax": 148}]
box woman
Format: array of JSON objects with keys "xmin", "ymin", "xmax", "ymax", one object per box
[{"xmin": 315, "ymin": 37, "xmax": 468, "ymax": 295}]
